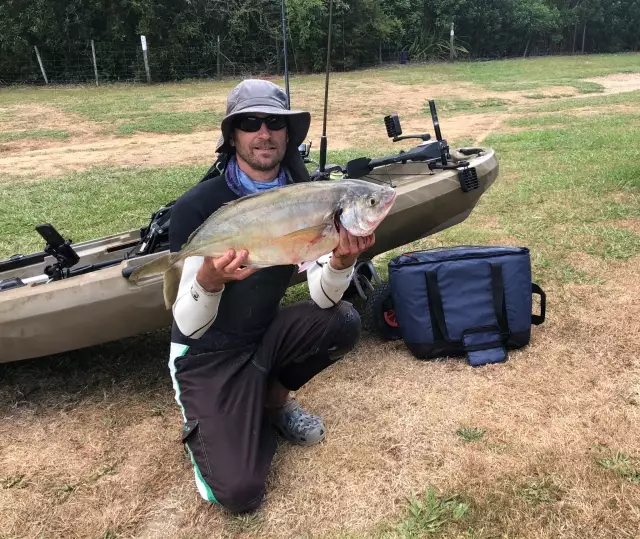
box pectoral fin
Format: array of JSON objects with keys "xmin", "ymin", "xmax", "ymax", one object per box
[
  {"xmin": 276, "ymin": 224, "xmax": 332, "ymax": 245},
  {"xmin": 298, "ymin": 260, "xmax": 316, "ymax": 273},
  {"xmin": 252, "ymin": 223, "xmax": 339, "ymax": 268}
]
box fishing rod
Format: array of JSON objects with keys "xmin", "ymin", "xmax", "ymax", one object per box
[
  {"xmin": 281, "ymin": 0, "xmax": 291, "ymax": 108},
  {"xmin": 318, "ymin": 0, "xmax": 334, "ymax": 173}
]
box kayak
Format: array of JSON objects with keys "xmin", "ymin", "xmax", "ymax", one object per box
[{"xmin": 0, "ymin": 98, "xmax": 499, "ymax": 365}]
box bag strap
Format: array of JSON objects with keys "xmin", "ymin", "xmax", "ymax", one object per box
[
  {"xmin": 425, "ymin": 265, "xmax": 510, "ymax": 344},
  {"xmin": 531, "ymin": 283, "xmax": 546, "ymax": 325},
  {"xmin": 425, "ymin": 271, "xmax": 450, "ymax": 342},
  {"xmin": 490, "ymin": 263, "xmax": 510, "ymax": 339}
]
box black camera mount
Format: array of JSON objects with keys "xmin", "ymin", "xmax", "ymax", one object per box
[{"xmin": 36, "ymin": 224, "xmax": 80, "ymax": 280}]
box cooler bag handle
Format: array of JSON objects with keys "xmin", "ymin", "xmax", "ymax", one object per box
[{"xmin": 531, "ymin": 283, "xmax": 546, "ymax": 325}]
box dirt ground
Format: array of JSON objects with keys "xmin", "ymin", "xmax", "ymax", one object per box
[
  {"xmin": 3, "ymin": 73, "xmax": 640, "ymax": 179},
  {"xmin": 582, "ymin": 73, "xmax": 640, "ymax": 94}
]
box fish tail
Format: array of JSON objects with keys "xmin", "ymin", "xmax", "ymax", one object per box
[
  {"xmin": 162, "ymin": 263, "xmax": 183, "ymax": 309},
  {"xmin": 128, "ymin": 253, "xmax": 174, "ymax": 284}
]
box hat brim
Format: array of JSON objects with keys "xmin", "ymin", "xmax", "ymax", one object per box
[{"xmin": 215, "ymin": 106, "xmax": 311, "ymax": 154}]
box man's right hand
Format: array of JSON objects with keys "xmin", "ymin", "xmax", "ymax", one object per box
[{"xmin": 196, "ymin": 249, "xmax": 259, "ymax": 293}]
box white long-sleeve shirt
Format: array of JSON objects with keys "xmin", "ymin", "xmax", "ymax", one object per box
[{"xmin": 172, "ymin": 255, "xmax": 354, "ymax": 339}]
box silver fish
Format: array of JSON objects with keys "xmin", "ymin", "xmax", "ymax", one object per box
[{"xmin": 128, "ymin": 178, "xmax": 397, "ymax": 308}]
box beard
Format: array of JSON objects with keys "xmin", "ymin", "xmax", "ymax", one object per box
[{"xmin": 235, "ymin": 139, "xmax": 286, "ymax": 172}]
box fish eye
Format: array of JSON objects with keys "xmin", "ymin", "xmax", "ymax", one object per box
[{"xmin": 368, "ymin": 197, "xmax": 377, "ymax": 206}]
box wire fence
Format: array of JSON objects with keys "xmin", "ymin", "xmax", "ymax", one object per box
[
  {"xmin": 1, "ymin": 38, "xmax": 415, "ymax": 86},
  {"xmin": 2, "ymin": 36, "xmax": 633, "ymax": 87}
]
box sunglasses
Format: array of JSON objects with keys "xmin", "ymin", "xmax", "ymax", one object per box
[{"xmin": 234, "ymin": 115, "xmax": 287, "ymax": 132}]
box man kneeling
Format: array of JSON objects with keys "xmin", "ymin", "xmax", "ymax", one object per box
[{"xmin": 167, "ymin": 79, "xmax": 373, "ymax": 513}]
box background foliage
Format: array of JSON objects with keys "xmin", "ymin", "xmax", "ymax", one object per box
[{"xmin": 1, "ymin": 0, "xmax": 639, "ymax": 83}]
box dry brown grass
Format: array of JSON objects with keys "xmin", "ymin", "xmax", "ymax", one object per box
[
  {"xmin": 0, "ymin": 132, "xmax": 220, "ymax": 179},
  {"xmin": 2, "ymin": 258, "xmax": 638, "ymax": 538}
]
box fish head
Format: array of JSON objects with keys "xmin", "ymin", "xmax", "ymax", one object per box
[{"xmin": 338, "ymin": 181, "xmax": 397, "ymax": 236}]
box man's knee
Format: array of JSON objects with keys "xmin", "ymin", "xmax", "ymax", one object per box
[
  {"xmin": 209, "ymin": 476, "xmax": 266, "ymax": 515},
  {"xmin": 327, "ymin": 301, "xmax": 362, "ymax": 360}
]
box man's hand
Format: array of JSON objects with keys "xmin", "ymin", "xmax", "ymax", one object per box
[
  {"xmin": 196, "ymin": 249, "xmax": 259, "ymax": 293},
  {"xmin": 330, "ymin": 224, "xmax": 375, "ymax": 271}
]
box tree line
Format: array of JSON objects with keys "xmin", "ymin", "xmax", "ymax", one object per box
[{"xmin": 1, "ymin": 0, "xmax": 639, "ymax": 83}]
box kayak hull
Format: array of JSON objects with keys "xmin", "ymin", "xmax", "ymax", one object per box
[{"xmin": 0, "ymin": 148, "xmax": 498, "ymax": 364}]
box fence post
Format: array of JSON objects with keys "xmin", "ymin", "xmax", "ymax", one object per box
[
  {"xmin": 34, "ymin": 46, "xmax": 48, "ymax": 84},
  {"xmin": 91, "ymin": 40, "xmax": 99, "ymax": 86},
  {"xmin": 450, "ymin": 22, "xmax": 455, "ymax": 62},
  {"xmin": 141, "ymin": 35, "xmax": 151, "ymax": 83},
  {"xmin": 379, "ymin": 42, "xmax": 382, "ymax": 64},
  {"xmin": 276, "ymin": 36, "xmax": 280, "ymax": 74},
  {"xmin": 217, "ymin": 35, "xmax": 221, "ymax": 77}
]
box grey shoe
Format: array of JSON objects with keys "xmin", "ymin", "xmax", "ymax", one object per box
[{"xmin": 268, "ymin": 398, "xmax": 326, "ymax": 446}]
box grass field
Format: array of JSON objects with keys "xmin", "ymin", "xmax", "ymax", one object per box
[{"xmin": 1, "ymin": 53, "xmax": 640, "ymax": 539}]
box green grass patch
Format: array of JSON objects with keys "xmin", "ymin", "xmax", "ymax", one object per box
[
  {"xmin": 369, "ymin": 53, "xmax": 640, "ymax": 92},
  {"xmin": 65, "ymin": 92, "xmax": 222, "ymax": 134},
  {"xmin": 115, "ymin": 110, "xmax": 222, "ymax": 135},
  {"xmin": 597, "ymin": 451, "xmax": 640, "ymax": 483},
  {"xmin": 0, "ymin": 165, "xmax": 208, "ymax": 258},
  {"xmin": 514, "ymin": 476, "xmax": 564, "ymax": 505},
  {"xmin": 451, "ymin": 54, "xmax": 640, "ymax": 92},
  {"xmin": 0, "ymin": 80, "xmax": 225, "ymax": 107},
  {"xmin": 476, "ymin": 113, "xmax": 639, "ymax": 283},
  {"xmin": 428, "ymin": 97, "xmax": 508, "ymax": 114},
  {"xmin": 0, "ymin": 81, "xmax": 228, "ymax": 135},
  {"xmin": 506, "ymin": 113, "xmax": 581, "ymax": 127},
  {"xmin": 527, "ymin": 89, "xmax": 640, "ymax": 113},
  {"xmin": 315, "ymin": 488, "xmax": 472, "ymax": 538},
  {"xmin": 0, "ymin": 129, "xmax": 70, "ymax": 142},
  {"xmin": 578, "ymin": 225, "xmax": 640, "ymax": 260},
  {"xmin": 67, "ymin": 95, "xmax": 156, "ymax": 121},
  {"xmin": 572, "ymin": 80, "xmax": 606, "ymax": 94},
  {"xmin": 507, "ymin": 111, "xmax": 640, "ymax": 129},
  {"xmin": 281, "ymin": 282, "xmax": 311, "ymax": 306},
  {"xmin": 1, "ymin": 475, "xmax": 26, "ymax": 489},
  {"xmin": 391, "ymin": 488, "xmax": 470, "ymax": 538},
  {"xmin": 456, "ymin": 427, "xmax": 485, "ymax": 443}
]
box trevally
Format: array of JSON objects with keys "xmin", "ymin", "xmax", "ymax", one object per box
[{"xmin": 128, "ymin": 178, "xmax": 397, "ymax": 308}]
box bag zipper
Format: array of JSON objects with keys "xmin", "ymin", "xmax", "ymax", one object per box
[{"xmin": 392, "ymin": 246, "xmax": 529, "ymax": 266}]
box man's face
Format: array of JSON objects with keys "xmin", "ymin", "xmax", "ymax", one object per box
[{"xmin": 231, "ymin": 113, "xmax": 288, "ymax": 173}]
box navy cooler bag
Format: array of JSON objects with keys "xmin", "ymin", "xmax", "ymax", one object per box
[{"xmin": 388, "ymin": 246, "xmax": 546, "ymax": 366}]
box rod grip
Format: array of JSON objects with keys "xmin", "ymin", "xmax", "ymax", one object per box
[{"xmin": 319, "ymin": 136, "xmax": 328, "ymax": 172}]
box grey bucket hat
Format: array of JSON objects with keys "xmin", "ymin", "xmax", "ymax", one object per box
[{"xmin": 215, "ymin": 79, "xmax": 311, "ymax": 154}]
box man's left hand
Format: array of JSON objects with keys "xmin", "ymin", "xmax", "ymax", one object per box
[{"xmin": 330, "ymin": 223, "xmax": 375, "ymax": 271}]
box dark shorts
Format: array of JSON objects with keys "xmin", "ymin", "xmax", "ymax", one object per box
[{"xmin": 169, "ymin": 300, "xmax": 361, "ymax": 514}]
